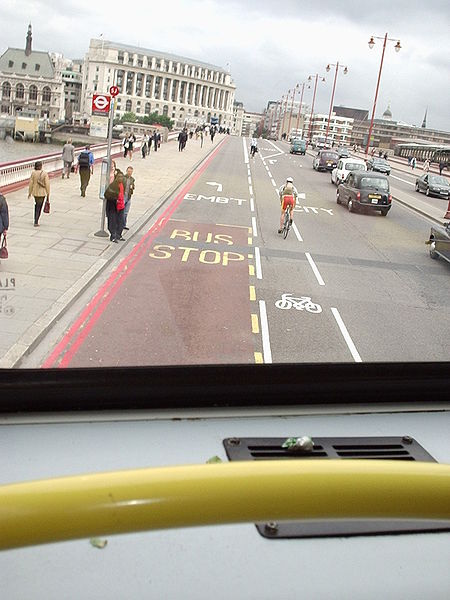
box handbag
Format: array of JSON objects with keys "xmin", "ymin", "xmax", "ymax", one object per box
[
  {"xmin": 0, "ymin": 234, "xmax": 8, "ymax": 259},
  {"xmin": 43, "ymin": 197, "xmax": 50, "ymax": 214}
]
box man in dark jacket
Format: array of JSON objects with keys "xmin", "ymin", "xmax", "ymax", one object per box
[{"xmin": 78, "ymin": 145, "xmax": 94, "ymax": 197}]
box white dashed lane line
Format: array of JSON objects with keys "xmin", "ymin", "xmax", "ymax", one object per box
[
  {"xmin": 331, "ymin": 307, "xmax": 362, "ymax": 362},
  {"xmin": 259, "ymin": 300, "xmax": 273, "ymax": 364},
  {"xmin": 251, "ymin": 216, "xmax": 258, "ymax": 237},
  {"xmin": 305, "ymin": 252, "xmax": 325, "ymax": 286}
]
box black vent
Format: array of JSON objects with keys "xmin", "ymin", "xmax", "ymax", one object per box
[{"xmin": 223, "ymin": 436, "xmax": 449, "ymax": 539}]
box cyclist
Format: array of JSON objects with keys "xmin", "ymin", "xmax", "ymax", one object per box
[
  {"xmin": 250, "ymin": 137, "xmax": 258, "ymax": 158},
  {"xmin": 278, "ymin": 177, "xmax": 298, "ymax": 233}
]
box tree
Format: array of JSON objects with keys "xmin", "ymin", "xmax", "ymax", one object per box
[
  {"xmin": 142, "ymin": 112, "xmax": 173, "ymax": 130},
  {"xmin": 120, "ymin": 112, "xmax": 137, "ymax": 123}
]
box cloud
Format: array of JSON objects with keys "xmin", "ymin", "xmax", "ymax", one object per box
[{"xmin": 0, "ymin": 0, "xmax": 449, "ymax": 130}]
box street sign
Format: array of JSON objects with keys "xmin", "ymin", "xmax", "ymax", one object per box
[
  {"xmin": 92, "ymin": 94, "xmax": 111, "ymax": 115},
  {"xmin": 109, "ymin": 85, "xmax": 119, "ymax": 97}
]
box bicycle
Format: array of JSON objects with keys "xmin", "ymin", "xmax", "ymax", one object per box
[{"xmin": 281, "ymin": 205, "xmax": 291, "ymax": 239}]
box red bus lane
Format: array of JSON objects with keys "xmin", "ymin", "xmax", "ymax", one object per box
[{"xmin": 50, "ymin": 220, "xmax": 254, "ymax": 367}]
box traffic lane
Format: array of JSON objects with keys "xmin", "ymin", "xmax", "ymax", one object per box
[
  {"xmin": 169, "ymin": 136, "xmax": 252, "ymax": 227},
  {"xmin": 255, "ymin": 258, "xmax": 355, "ymax": 363},
  {"xmin": 66, "ymin": 221, "xmax": 254, "ymax": 367},
  {"xmin": 251, "ymin": 148, "xmax": 450, "ymax": 362}
]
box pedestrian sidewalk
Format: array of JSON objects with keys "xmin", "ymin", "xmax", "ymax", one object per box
[{"xmin": 0, "ymin": 134, "xmax": 225, "ymax": 367}]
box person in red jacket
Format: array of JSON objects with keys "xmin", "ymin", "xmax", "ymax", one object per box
[{"xmin": 104, "ymin": 171, "xmax": 125, "ymax": 243}]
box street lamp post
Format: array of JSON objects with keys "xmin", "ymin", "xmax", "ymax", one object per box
[
  {"xmin": 295, "ymin": 82, "xmax": 306, "ymax": 138},
  {"xmin": 325, "ymin": 62, "xmax": 348, "ymax": 145},
  {"xmin": 307, "ymin": 74, "xmax": 325, "ymax": 144},
  {"xmin": 276, "ymin": 95, "xmax": 284, "ymax": 140},
  {"xmin": 281, "ymin": 90, "xmax": 291, "ymax": 139},
  {"xmin": 287, "ymin": 84, "xmax": 299, "ymax": 139},
  {"xmin": 365, "ymin": 33, "xmax": 401, "ymax": 155}
]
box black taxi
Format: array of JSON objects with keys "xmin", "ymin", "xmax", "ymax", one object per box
[{"xmin": 336, "ymin": 171, "xmax": 392, "ymax": 216}]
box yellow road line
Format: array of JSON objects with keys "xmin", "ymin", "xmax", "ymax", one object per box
[
  {"xmin": 249, "ymin": 285, "xmax": 256, "ymax": 301},
  {"xmin": 254, "ymin": 352, "xmax": 263, "ymax": 364},
  {"xmin": 249, "ymin": 265, "xmax": 255, "ymax": 276},
  {"xmin": 248, "ymin": 253, "xmax": 254, "ymax": 259},
  {"xmin": 251, "ymin": 313, "xmax": 260, "ymax": 334},
  {"xmin": 248, "ymin": 237, "xmax": 253, "ymax": 245}
]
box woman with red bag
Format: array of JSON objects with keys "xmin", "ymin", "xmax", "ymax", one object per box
[{"xmin": 0, "ymin": 193, "xmax": 9, "ymax": 260}]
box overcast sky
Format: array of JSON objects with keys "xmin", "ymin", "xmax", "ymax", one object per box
[{"xmin": 1, "ymin": 0, "xmax": 449, "ymax": 130}]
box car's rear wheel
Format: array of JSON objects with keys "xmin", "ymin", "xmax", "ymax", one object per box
[
  {"xmin": 415, "ymin": 182, "xmax": 420, "ymax": 192},
  {"xmin": 336, "ymin": 190, "xmax": 341, "ymax": 204},
  {"xmin": 429, "ymin": 241, "xmax": 439, "ymax": 259},
  {"xmin": 426, "ymin": 187, "xmax": 430, "ymax": 196},
  {"xmin": 347, "ymin": 198, "xmax": 355, "ymax": 212}
]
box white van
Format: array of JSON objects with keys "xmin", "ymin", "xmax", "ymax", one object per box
[{"xmin": 331, "ymin": 157, "xmax": 367, "ymax": 186}]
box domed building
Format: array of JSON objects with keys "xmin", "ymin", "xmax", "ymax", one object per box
[{"xmin": 382, "ymin": 103, "xmax": 392, "ymax": 120}]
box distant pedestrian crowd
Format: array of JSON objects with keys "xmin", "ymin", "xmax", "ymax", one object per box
[{"xmin": 0, "ymin": 124, "xmax": 230, "ymax": 260}]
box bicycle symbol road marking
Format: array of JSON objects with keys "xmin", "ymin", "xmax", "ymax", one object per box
[{"xmin": 275, "ymin": 293, "xmax": 322, "ymax": 314}]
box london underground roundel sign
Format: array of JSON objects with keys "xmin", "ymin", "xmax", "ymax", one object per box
[{"xmin": 92, "ymin": 94, "xmax": 111, "ymax": 115}]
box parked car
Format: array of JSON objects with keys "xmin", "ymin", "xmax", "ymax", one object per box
[
  {"xmin": 331, "ymin": 158, "xmax": 367, "ymax": 186},
  {"xmin": 337, "ymin": 147, "xmax": 350, "ymax": 158},
  {"xmin": 426, "ymin": 222, "xmax": 450, "ymax": 263},
  {"xmin": 367, "ymin": 157, "xmax": 391, "ymax": 176},
  {"xmin": 290, "ymin": 138, "xmax": 306, "ymax": 155},
  {"xmin": 336, "ymin": 171, "xmax": 392, "ymax": 216},
  {"xmin": 313, "ymin": 150, "xmax": 339, "ymax": 171},
  {"xmin": 415, "ymin": 174, "xmax": 450, "ymax": 199}
]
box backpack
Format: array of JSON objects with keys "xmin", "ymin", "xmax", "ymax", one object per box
[{"xmin": 78, "ymin": 152, "xmax": 90, "ymax": 168}]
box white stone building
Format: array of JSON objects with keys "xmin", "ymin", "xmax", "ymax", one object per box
[
  {"xmin": 0, "ymin": 25, "xmax": 65, "ymax": 122},
  {"xmin": 81, "ymin": 39, "xmax": 236, "ymax": 129},
  {"xmin": 241, "ymin": 111, "xmax": 264, "ymax": 137},
  {"xmin": 303, "ymin": 112, "xmax": 354, "ymax": 145}
]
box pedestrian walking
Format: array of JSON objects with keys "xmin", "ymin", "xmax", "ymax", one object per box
[
  {"xmin": 178, "ymin": 129, "xmax": 188, "ymax": 151},
  {"xmin": 122, "ymin": 166, "xmax": 135, "ymax": 231},
  {"xmin": 210, "ymin": 126, "xmax": 216, "ymax": 143},
  {"xmin": 0, "ymin": 193, "xmax": 9, "ymax": 261},
  {"xmin": 157, "ymin": 132, "xmax": 161, "ymax": 149},
  {"xmin": 123, "ymin": 135, "xmax": 130, "ymax": 158},
  {"xmin": 141, "ymin": 134, "xmax": 149, "ymax": 158},
  {"xmin": 77, "ymin": 145, "xmax": 94, "ymax": 197},
  {"xmin": 152, "ymin": 131, "xmax": 158, "ymax": 152},
  {"xmin": 439, "ymin": 160, "xmax": 446, "ymax": 175},
  {"xmin": 383, "ymin": 152, "xmax": 388, "ymax": 160},
  {"xmin": 104, "ymin": 170, "xmax": 125, "ymax": 243},
  {"xmin": 28, "ymin": 161, "xmax": 50, "ymax": 227},
  {"xmin": 411, "ymin": 157, "xmax": 416, "ymax": 170},
  {"xmin": 423, "ymin": 159, "xmax": 430, "ymax": 172},
  {"xmin": 128, "ymin": 133, "xmax": 136, "ymax": 160},
  {"xmin": 200, "ymin": 130, "xmax": 204, "ymax": 148},
  {"xmin": 61, "ymin": 139, "xmax": 75, "ymax": 179}
]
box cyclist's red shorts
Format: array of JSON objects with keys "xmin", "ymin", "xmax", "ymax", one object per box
[{"xmin": 281, "ymin": 195, "xmax": 295, "ymax": 211}]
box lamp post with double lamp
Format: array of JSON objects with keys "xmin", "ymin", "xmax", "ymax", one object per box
[
  {"xmin": 287, "ymin": 84, "xmax": 300, "ymax": 139},
  {"xmin": 281, "ymin": 90, "xmax": 291, "ymax": 139},
  {"xmin": 276, "ymin": 95, "xmax": 284, "ymax": 140},
  {"xmin": 365, "ymin": 33, "xmax": 401, "ymax": 155},
  {"xmin": 306, "ymin": 74, "xmax": 326, "ymax": 145},
  {"xmin": 325, "ymin": 62, "xmax": 348, "ymax": 146},
  {"xmin": 294, "ymin": 82, "xmax": 307, "ymax": 139}
]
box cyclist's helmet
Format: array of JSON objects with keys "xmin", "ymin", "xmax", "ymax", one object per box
[{"xmin": 286, "ymin": 177, "xmax": 293, "ymax": 183}]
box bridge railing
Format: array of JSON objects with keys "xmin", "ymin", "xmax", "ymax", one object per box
[{"xmin": 0, "ymin": 131, "xmax": 179, "ymax": 193}]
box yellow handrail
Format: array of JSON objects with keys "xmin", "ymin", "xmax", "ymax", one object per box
[{"xmin": 1, "ymin": 460, "xmax": 449, "ymax": 550}]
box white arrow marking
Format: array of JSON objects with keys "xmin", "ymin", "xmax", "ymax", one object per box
[
  {"xmin": 268, "ymin": 159, "xmax": 277, "ymax": 165},
  {"xmin": 206, "ymin": 181, "xmax": 223, "ymax": 192}
]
